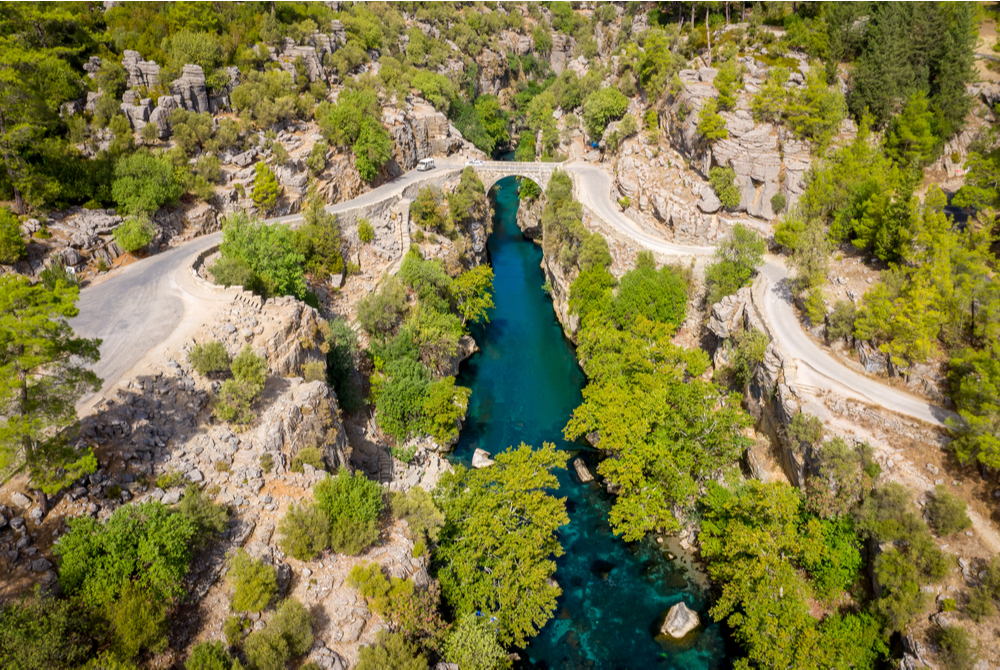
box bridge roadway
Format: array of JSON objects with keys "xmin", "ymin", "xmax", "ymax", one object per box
[{"xmin": 71, "ymin": 159, "xmax": 951, "ymax": 426}]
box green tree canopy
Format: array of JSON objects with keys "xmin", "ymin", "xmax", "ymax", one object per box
[
  {"xmin": 435, "ymin": 442, "xmax": 569, "ymax": 647},
  {"xmin": 111, "ymin": 151, "xmax": 183, "ymax": 216},
  {"xmin": 0, "ymin": 276, "xmax": 101, "ymax": 501}
]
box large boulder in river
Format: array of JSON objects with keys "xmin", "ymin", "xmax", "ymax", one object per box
[
  {"xmin": 472, "ymin": 449, "xmax": 494, "ymax": 469},
  {"xmin": 660, "ymin": 601, "xmax": 700, "ymax": 638}
]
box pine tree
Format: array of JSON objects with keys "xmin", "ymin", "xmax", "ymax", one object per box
[
  {"xmin": 0, "ymin": 276, "xmax": 102, "ymax": 511},
  {"xmin": 886, "ymin": 92, "xmax": 937, "ymax": 168},
  {"xmin": 252, "ymin": 162, "xmax": 281, "ymax": 213}
]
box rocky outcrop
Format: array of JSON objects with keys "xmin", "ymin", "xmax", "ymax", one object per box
[
  {"xmin": 476, "ymin": 49, "xmax": 509, "ymax": 97},
  {"xmin": 660, "ymin": 601, "xmax": 700, "ymax": 638},
  {"xmin": 708, "ymin": 280, "xmax": 808, "ymax": 485},
  {"xmin": 121, "ymin": 91, "xmax": 154, "ymax": 131},
  {"xmin": 148, "ymin": 95, "xmax": 179, "ymax": 139},
  {"xmin": 515, "ymin": 195, "xmax": 543, "ymax": 240},
  {"xmin": 542, "ymin": 251, "xmax": 579, "ymax": 341},
  {"xmin": 122, "ymin": 50, "xmax": 160, "ymax": 89},
  {"xmin": 442, "ymin": 335, "xmax": 477, "ymax": 378},
  {"xmin": 549, "ymin": 33, "xmax": 576, "ymax": 75},
  {"xmin": 172, "ymin": 64, "xmax": 210, "ymax": 114},
  {"xmin": 472, "ymin": 448, "xmax": 495, "ymax": 468}
]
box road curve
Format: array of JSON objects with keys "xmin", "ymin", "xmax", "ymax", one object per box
[
  {"xmin": 70, "ymin": 157, "xmax": 951, "ymax": 427},
  {"xmin": 71, "ymin": 160, "xmax": 465, "ymax": 395},
  {"xmin": 564, "ymin": 162, "xmax": 953, "ymax": 427}
]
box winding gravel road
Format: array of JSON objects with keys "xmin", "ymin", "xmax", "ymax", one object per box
[{"xmin": 71, "ymin": 158, "xmax": 951, "ymax": 426}]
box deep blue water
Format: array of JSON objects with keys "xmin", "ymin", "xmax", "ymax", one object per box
[{"xmin": 451, "ymin": 175, "xmax": 729, "ymax": 669}]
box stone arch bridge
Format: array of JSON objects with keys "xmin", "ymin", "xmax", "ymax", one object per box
[{"xmin": 469, "ymin": 160, "xmax": 562, "ymax": 192}]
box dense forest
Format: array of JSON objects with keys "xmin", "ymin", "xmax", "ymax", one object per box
[{"xmin": 1, "ymin": 2, "xmax": 1000, "ymax": 670}]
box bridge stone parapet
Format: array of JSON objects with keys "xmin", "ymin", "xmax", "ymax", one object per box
[{"xmin": 471, "ymin": 160, "xmax": 563, "ymax": 192}]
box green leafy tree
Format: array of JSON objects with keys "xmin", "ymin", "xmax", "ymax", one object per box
[
  {"xmin": 55, "ymin": 501, "xmax": 195, "ymax": 609},
  {"xmin": 175, "ymin": 484, "xmax": 229, "ymax": 548},
  {"xmin": 566, "ymin": 316, "xmax": 750, "ymax": 539},
  {"xmin": 0, "ymin": 208, "xmax": 26, "ymax": 264},
  {"xmin": 113, "ymin": 216, "xmax": 155, "ymax": 254},
  {"xmin": 436, "ymin": 443, "xmax": 569, "ymax": 647},
  {"xmin": 709, "ymin": 166, "xmax": 741, "ymax": 210},
  {"xmin": 697, "ymin": 98, "xmax": 728, "ymax": 142},
  {"xmin": 0, "ymin": 276, "xmax": 101, "ymax": 507},
  {"xmin": 227, "ymin": 549, "xmax": 277, "ymax": 613},
  {"xmin": 244, "ymin": 599, "xmax": 313, "ymax": 670},
  {"xmin": 451, "ymin": 265, "xmax": 495, "ymax": 325},
  {"xmin": 704, "ymin": 224, "xmax": 766, "ymax": 305},
  {"xmin": 610, "ymin": 253, "xmax": 688, "ymax": 331},
  {"xmin": 948, "ymin": 349, "xmax": 1000, "ymax": 469},
  {"xmin": 112, "ymin": 151, "xmax": 183, "ymax": 216},
  {"xmin": 639, "ymin": 28, "xmax": 684, "ymax": 100},
  {"xmin": 936, "ymin": 626, "xmax": 979, "ymax": 670},
  {"xmin": 251, "ymin": 162, "xmax": 281, "ymax": 213},
  {"xmin": 218, "ymin": 212, "xmax": 306, "ymax": 299},
  {"xmin": 293, "ymin": 188, "xmax": 344, "ymax": 279},
  {"xmin": 422, "ymin": 376, "xmax": 471, "ymax": 446},
  {"xmin": 354, "ymin": 117, "xmax": 393, "ymax": 181},
  {"xmin": 582, "ymin": 87, "xmax": 628, "ymax": 139},
  {"xmin": 751, "ymin": 67, "xmax": 789, "ymax": 123},
  {"xmin": 215, "ymin": 345, "xmax": 267, "ymax": 425},
  {"xmin": 315, "ymin": 469, "xmax": 385, "ymax": 555}
]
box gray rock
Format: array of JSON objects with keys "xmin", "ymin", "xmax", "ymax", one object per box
[
  {"xmin": 32, "ymin": 558, "xmax": 53, "ymax": 572},
  {"xmin": 697, "ymin": 186, "xmax": 722, "ymax": 213},
  {"xmin": 661, "ymin": 601, "xmax": 700, "ymax": 638},
  {"xmin": 122, "ymin": 50, "xmax": 160, "ymax": 89},
  {"xmin": 161, "ymin": 489, "xmax": 182, "ymax": 505},
  {"xmin": 573, "ymin": 458, "xmax": 594, "ymax": 483},
  {"xmin": 28, "ymin": 507, "xmax": 44, "ymax": 523},
  {"xmin": 9, "ymin": 516, "xmax": 25, "ymax": 530},
  {"xmin": 856, "ymin": 340, "xmax": 889, "ymax": 375},
  {"xmin": 147, "ymin": 95, "xmax": 179, "ymax": 139},
  {"xmin": 10, "ymin": 492, "xmax": 30, "ymax": 509},
  {"xmin": 926, "ymin": 463, "xmax": 939, "ymax": 476},
  {"xmin": 172, "ymin": 64, "xmax": 209, "ymax": 114},
  {"xmin": 471, "ymin": 449, "xmax": 495, "ymax": 468}
]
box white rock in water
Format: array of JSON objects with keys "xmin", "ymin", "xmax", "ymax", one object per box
[
  {"xmin": 573, "ymin": 458, "xmax": 593, "ymax": 483},
  {"xmin": 471, "ymin": 449, "xmax": 494, "ymax": 468},
  {"xmin": 661, "ymin": 601, "xmax": 700, "ymax": 638}
]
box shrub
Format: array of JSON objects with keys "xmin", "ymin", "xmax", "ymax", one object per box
[
  {"xmin": 356, "ymin": 631, "xmax": 428, "ymax": 670},
  {"xmin": 156, "ymin": 470, "xmax": 186, "ymax": 489},
  {"xmin": 926, "ymin": 486, "xmax": 972, "ymax": 536},
  {"xmin": 108, "ymin": 583, "xmax": 168, "ymax": 660},
  {"xmin": 175, "ymin": 485, "xmax": 229, "ymax": 548},
  {"xmin": 358, "ymin": 218, "xmax": 375, "ymax": 243},
  {"xmin": 244, "ymin": 599, "xmax": 313, "ymax": 670},
  {"xmin": 306, "ymin": 140, "xmax": 329, "ymax": 175},
  {"xmin": 697, "ymin": 98, "xmax": 728, "ymax": 141},
  {"xmin": 709, "ymin": 166, "xmax": 741, "ymax": 210},
  {"xmin": 618, "ymin": 195, "xmax": 631, "ymax": 209},
  {"xmin": 189, "ymin": 341, "xmax": 231, "ymax": 376},
  {"xmin": 210, "ymin": 255, "xmax": 254, "ymax": 289},
  {"xmin": 223, "ymin": 615, "xmax": 246, "ymax": 647},
  {"xmin": 827, "ymin": 301, "xmax": 856, "ymax": 342},
  {"xmin": 0, "ymin": 209, "xmax": 26, "ymax": 264},
  {"xmin": 731, "ymin": 327, "xmax": 770, "ymax": 388},
  {"xmin": 704, "ymin": 224, "xmax": 767, "ymax": 305},
  {"xmin": 936, "ymin": 626, "xmax": 978, "ymax": 670},
  {"xmin": 39, "ymin": 260, "xmax": 78, "ymax": 290},
  {"xmin": 186, "ymin": 640, "xmax": 233, "ymax": 670},
  {"xmin": 227, "ymin": 549, "xmax": 277, "ymax": 612},
  {"xmin": 422, "ymin": 377, "xmax": 471, "ymax": 446},
  {"xmin": 389, "ymin": 487, "xmax": 445, "ymax": 542},
  {"xmin": 315, "ymin": 469, "xmax": 385, "ymax": 555},
  {"xmin": 216, "ymin": 346, "xmax": 267, "ymax": 424},
  {"xmin": 356, "ymin": 276, "xmax": 409, "ymax": 336},
  {"xmin": 218, "ymin": 212, "xmax": 306, "ymax": 299},
  {"xmin": 113, "ymin": 216, "xmax": 155, "ymax": 253},
  {"xmin": 278, "ymin": 502, "xmax": 330, "ymax": 561},
  {"xmin": 302, "ymin": 360, "xmax": 326, "ymax": 382},
  {"xmin": 771, "ymin": 192, "xmax": 787, "ymax": 213},
  {"xmin": 618, "ymin": 113, "xmax": 638, "ymax": 138},
  {"xmin": 967, "ymin": 586, "xmax": 996, "ymax": 623},
  {"xmin": 290, "ymin": 447, "xmax": 325, "ymax": 474},
  {"xmin": 55, "ymin": 502, "xmax": 194, "ymax": 609},
  {"xmin": 326, "ymin": 318, "xmax": 365, "ymax": 413},
  {"xmin": 260, "ymin": 454, "xmax": 274, "ymax": 473},
  {"xmin": 804, "ymin": 289, "xmax": 826, "ymax": 325},
  {"xmin": 0, "ymin": 591, "xmax": 97, "ymax": 670}
]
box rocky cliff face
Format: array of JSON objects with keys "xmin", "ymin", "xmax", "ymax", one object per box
[{"xmin": 515, "ymin": 195, "xmax": 544, "ymax": 240}]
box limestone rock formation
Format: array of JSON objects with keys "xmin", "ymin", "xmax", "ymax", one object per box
[
  {"xmin": 172, "ymin": 64, "xmax": 210, "ymax": 114},
  {"xmin": 122, "ymin": 50, "xmax": 160, "ymax": 89},
  {"xmin": 573, "ymin": 458, "xmax": 594, "ymax": 483},
  {"xmin": 660, "ymin": 601, "xmax": 700, "ymax": 638}
]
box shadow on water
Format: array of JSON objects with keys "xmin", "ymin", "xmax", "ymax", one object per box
[{"xmin": 450, "ymin": 172, "xmax": 734, "ymax": 669}]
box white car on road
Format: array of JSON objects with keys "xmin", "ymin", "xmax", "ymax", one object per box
[{"xmin": 464, "ymin": 159, "xmax": 485, "ymax": 166}]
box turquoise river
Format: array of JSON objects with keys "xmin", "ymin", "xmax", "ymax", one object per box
[{"xmin": 450, "ymin": 172, "xmax": 731, "ymax": 669}]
